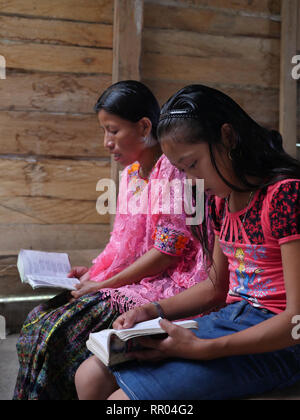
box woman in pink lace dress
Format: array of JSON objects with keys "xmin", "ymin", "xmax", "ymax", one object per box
[{"xmin": 14, "ymin": 81, "xmax": 213, "ymax": 400}]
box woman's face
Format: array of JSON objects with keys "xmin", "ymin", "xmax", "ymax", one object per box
[
  {"xmin": 98, "ymin": 109, "xmax": 148, "ymax": 167},
  {"xmin": 161, "ymin": 136, "xmax": 235, "ymax": 198}
]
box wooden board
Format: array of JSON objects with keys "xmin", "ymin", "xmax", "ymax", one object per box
[
  {"xmin": 144, "ymin": 3, "xmax": 281, "ymax": 38},
  {"xmin": 146, "ymin": 0, "xmax": 282, "ymax": 15},
  {"xmin": 0, "ymin": 111, "xmax": 109, "ymax": 158},
  {"xmin": 0, "ymin": 72, "xmax": 112, "ymax": 114},
  {"xmin": 0, "ymin": 0, "xmax": 114, "ymax": 23},
  {"xmin": 142, "ymin": 29, "xmax": 280, "ymax": 88},
  {"xmin": 0, "ymin": 196, "xmax": 110, "ymax": 225},
  {"xmin": 280, "ymin": 0, "xmax": 298, "ymax": 157},
  {"xmin": 0, "ymin": 157, "xmax": 111, "ymax": 200},
  {"xmin": 0, "ymin": 15, "xmax": 113, "ymax": 48},
  {"xmin": 112, "ymin": 0, "xmax": 143, "ymax": 82},
  {"xmin": 0, "ymin": 41, "xmax": 112, "ymax": 74},
  {"xmin": 0, "ymin": 224, "xmax": 111, "ymax": 251}
]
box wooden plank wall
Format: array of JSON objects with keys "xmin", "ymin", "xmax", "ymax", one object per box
[
  {"xmin": 0, "ymin": 0, "xmax": 287, "ymax": 258},
  {"xmin": 0, "ymin": 0, "xmax": 114, "ymax": 253},
  {"xmin": 142, "ymin": 0, "xmax": 282, "ymax": 131}
]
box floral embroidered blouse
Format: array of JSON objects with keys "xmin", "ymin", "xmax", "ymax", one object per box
[
  {"xmin": 211, "ymin": 179, "xmax": 300, "ymax": 314},
  {"xmin": 88, "ymin": 155, "xmax": 213, "ymax": 312}
]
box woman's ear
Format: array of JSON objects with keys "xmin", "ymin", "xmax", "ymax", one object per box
[
  {"xmin": 221, "ymin": 123, "xmax": 237, "ymax": 151},
  {"xmin": 139, "ymin": 117, "xmax": 152, "ymax": 138}
]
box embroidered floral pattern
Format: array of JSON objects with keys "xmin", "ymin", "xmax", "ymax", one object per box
[
  {"xmin": 153, "ymin": 226, "xmax": 189, "ymax": 256},
  {"xmin": 127, "ymin": 162, "xmax": 149, "ymax": 197}
]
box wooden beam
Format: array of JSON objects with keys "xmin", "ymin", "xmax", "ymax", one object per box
[
  {"xmin": 111, "ymin": 0, "xmax": 144, "ymax": 228},
  {"xmin": 280, "ymin": 0, "xmax": 298, "ymax": 158},
  {"xmin": 113, "ymin": 0, "xmax": 143, "ymax": 83}
]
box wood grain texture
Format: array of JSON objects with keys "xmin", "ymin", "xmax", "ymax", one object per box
[
  {"xmin": 0, "ymin": 41, "xmax": 113, "ymax": 74},
  {"xmin": 0, "ymin": 111, "xmax": 109, "ymax": 157},
  {"xmin": 142, "ymin": 29, "xmax": 280, "ymax": 88},
  {"xmin": 0, "ymin": 15, "xmax": 113, "ymax": 48},
  {"xmin": 280, "ymin": 0, "xmax": 298, "ymax": 157},
  {"xmin": 145, "ymin": 0, "xmax": 282, "ymax": 16},
  {"xmin": 0, "ymin": 72, "xmax": 112, "ymax": 113},
  {"xmin": 0, "ymin": 224, "xmax": 111, "ymax": 251},
  {"xmin": 0, "ymin": 157, "xmax": 111, "ymax": 200},
  {"xmin": 144, "ymin": 3, "xmax": 281, "ymax": 38},
  {"xmin": 0, "ymin": 0, "xmax": 114, "ymax": 23},
  {"xmin": 0, "ymin": 196, "xmax": 110, "ymax": 224}
]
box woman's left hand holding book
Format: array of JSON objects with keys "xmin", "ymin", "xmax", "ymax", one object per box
[
  {"xmin": 68, "ymin": 266, "xmax": 112, "ymax": 299},
  {"xmin": 68, "ymin": 266, "xmax": 95, "ymax": 300}
]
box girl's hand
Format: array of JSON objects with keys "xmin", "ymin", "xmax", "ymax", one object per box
[
  {"xmin": 113, "ymin": 306, "xmax": 153, "ymax": 330},
  {"xmin": 68, "ymin": 266, "xmax": 89, "ymax": 280},
  {"xmin": 70, "ymin": 280, "xmax": 100, "ymax": 299},
  {"xmin": 130, "ymin": 319, "xmax": 209, "ymax": 362}
]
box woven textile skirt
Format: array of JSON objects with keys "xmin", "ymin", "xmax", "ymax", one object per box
[{"xmin": 13, "ymin": 291, "xmax": 120, "ymax": 400}]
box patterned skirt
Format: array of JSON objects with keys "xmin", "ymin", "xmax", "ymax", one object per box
[{"xmin": 13, "ymin": 291, "xmax": 120, "ymax": 400}]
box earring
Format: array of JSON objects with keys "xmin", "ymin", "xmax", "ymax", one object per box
[{"xmin": 228, "ymin": 150, "xmax": 233, "ymax": 161}]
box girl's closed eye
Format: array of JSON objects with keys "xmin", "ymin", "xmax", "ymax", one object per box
[{"xmin": 189, "ymin": 161, "xmax": 197, "ymax": 169}]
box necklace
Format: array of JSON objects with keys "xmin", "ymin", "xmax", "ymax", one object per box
[
  {"xmin": 138, "ymin": 154, "xmax": 161, "ymax": 180},
  {"xmin": 226, "ymin": 191, "xmax": 254, "ymax": 241}
]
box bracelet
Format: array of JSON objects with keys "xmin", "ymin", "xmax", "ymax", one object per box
[{"xmin": 152, "ymin": 301, "xmax": 165, "ymax": 319}]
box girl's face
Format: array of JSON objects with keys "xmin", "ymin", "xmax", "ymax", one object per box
[
  {"xmin": 161, "ymin": 137, "xmax": 235, "ymax": 198},
  {"xmin": 98, "ymin": 109, "xmax": 149, "ymax": 167}
]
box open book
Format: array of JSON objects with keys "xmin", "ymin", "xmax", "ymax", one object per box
[
  {"xmin": 17, "ymin": 249, "xmax": 80, "ymax": 291},
  {"xmin": 86, "ymin": 317, "xmax": 198, "ymax": 367}
]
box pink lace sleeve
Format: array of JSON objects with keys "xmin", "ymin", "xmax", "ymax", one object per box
[{"xmin": 149, "ymin": 155, "xmax": 194, "ymax": 257}]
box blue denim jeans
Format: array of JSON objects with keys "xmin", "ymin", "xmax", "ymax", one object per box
[{"xmin": 111, "ymin": 301, "xmax": 300, "ymax": 400}]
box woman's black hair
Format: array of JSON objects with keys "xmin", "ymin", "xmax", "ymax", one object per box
[
  {"xmin": 94, "ymin": 80, "xmax": 160, "ymax": 140},
  {"xmin": 157, "ymin": 84, "xmax": 300, "ymax": 257}
]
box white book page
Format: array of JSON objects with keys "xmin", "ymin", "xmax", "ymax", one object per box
[
  {"xmin": 90, "ymin": 318, "xmax": 198, "ymax": 343},
  {"xmin": 19, "ymin": 249, "xmax": 72, "ymax": 279},
  {"xmin": 27, "ymin": 275, "xmax": 80, "ymax": 291}
]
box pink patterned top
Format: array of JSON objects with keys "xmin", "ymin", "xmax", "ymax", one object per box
[
  {"xmin": 211, "ymin": 179, "xmax": 300, "ymax": 314},
  {"xmin": 88, "ymin": 155, "xmax": 213, "ymax": 312}
]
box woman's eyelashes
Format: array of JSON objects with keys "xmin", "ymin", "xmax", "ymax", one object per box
[{"xmin": 188, "ymin": 161, "xmax": 197, "ymax": 170}]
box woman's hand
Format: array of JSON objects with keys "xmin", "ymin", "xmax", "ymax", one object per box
[
  {"xmin": 130, "ymin": 319, "xmax": 211, "ymax": 362},
  {"xmin": 113, "ymin": 305, "xmax": 154, "ymax": 330},
  {"xmin": 70, "ymin": 280, "xmax": 101, "ymax": 299},
  {"xmin": 68, "ymin": 266, "xmax": 89, "ymax": 281}
]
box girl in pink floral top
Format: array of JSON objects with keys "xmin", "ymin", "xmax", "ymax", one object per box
[{"xmin": 76, "ymin": 84, "xmax": 300, "ymax": 401}]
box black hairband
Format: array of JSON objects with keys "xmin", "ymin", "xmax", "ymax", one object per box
[{"xmin": 159, "ymin": 109, "xmax": 198, "ymax": 122}]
